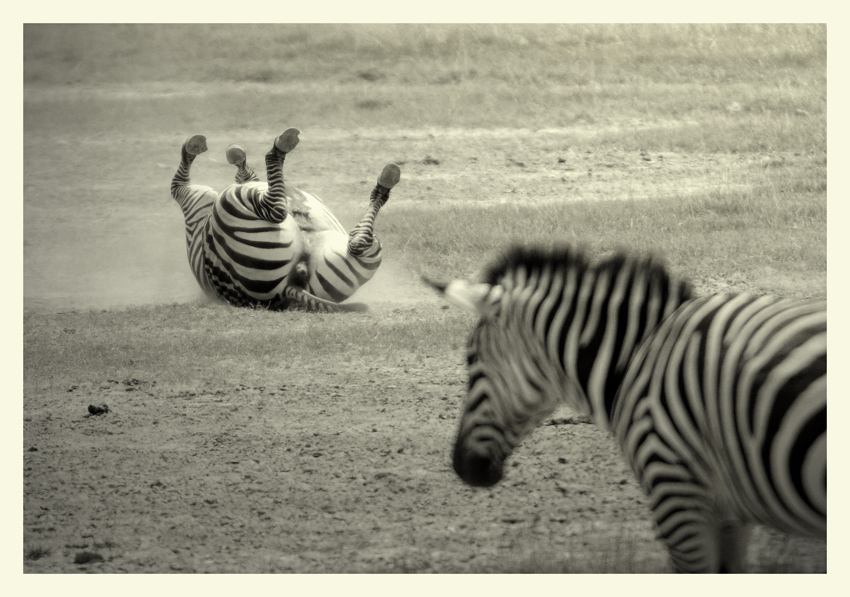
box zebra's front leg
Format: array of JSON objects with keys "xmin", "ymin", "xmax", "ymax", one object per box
[
  {"xmin": 226, "ymin": 144, "xmax": 261, "ymax": 184},
  {"xmin": 347, "ymin": 163, "xmax": 401, "ymax": 257},
  {"xmin": 648, "ymin": 481, "xmax": 749, "ymax": 573},
  {"xmin": 170, "ymin": 134, "xmax": 210, "ymax": 202}
]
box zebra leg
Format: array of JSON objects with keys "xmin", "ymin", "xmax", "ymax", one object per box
[
  {"xmin": 226, "ymin": 144, "xmax": 260, "ymax": 184},
  {"xmin": 170, "ymin": 134, "xmax": 209, "ymax": 203},
  {"xmin": 649, "ymin": 486, "xmax": 747, "ymax": 573},
  {"xmin": 170, "ymin": 135, "xmax": 219, "ymax": 296},
  {"xmin": 716, "ymin": 522, "xmax": 752, "ymax": 573},
  {"xmin": 248, "ymin": 128, "xmax": 301, "ymax": 223},
  {"xmin": 663, "ymin": 518, "xmax": 751, "ymax": 573},
  {"xmin": 347, "ymin": 163, "xmax": 401, "ymax": 257}
]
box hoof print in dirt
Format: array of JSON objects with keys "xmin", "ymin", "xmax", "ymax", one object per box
[
  {"xmin": 73, "ymin": 551, "xmax": 104, "ymax": 565},
  {"xmin": 87, "ymin": 404, "xmax": 110, "ymax": 416}
]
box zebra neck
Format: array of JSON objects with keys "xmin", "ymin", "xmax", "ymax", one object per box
[{"xmin": 544, "ymin": 266, "xmax": 689, "ymax": 430}]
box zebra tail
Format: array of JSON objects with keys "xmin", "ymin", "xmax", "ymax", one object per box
[{"xmin": 282, "ymin": 285, "xmax": 369, "ymax": 313}]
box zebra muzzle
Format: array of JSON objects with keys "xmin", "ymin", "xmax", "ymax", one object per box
[{"xmin": 453, "ymin": 434, "xmax": 506, "ymax": 488}]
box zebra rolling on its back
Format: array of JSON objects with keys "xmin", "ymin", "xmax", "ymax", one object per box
[
  {"xmin": 170, "ymin": 129, "xmax": 401, "ymax": 312},
  {"xmin": 430, "ymin": 245, "xmax": 825, "ymax": 573}
]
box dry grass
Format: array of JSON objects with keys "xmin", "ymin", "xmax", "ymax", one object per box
[{"xmin": 24, "ymin": 24, "xmax": 825, "ymax": 147}]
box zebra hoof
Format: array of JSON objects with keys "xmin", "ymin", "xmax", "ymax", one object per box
[
  {"xmin": 184, "ymin": 135, "xmax": 208, "ymax": 156},
  {"xmin": 377, "ymin": 163, "xmax": 401, "ymax": 189},
  {"xmin": 274, "ymin": 128, "xmax": 301, "ymax": 154},
  {"xmin": 226, "ymin": 144, "xmax": 247, "ymax": 165}
]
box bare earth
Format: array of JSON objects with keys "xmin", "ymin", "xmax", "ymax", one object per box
[{"xmin": 23, "ymin": 119, "xmax": 826, "ymax": 573}]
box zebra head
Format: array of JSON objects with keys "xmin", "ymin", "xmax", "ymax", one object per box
[
  {"xmin": 429, "ymin": 245, "xmax": 693, "ymax": 489},
  {"xmin": 427, "ymin": 268, "xmax": 588, "ymax": 488}
]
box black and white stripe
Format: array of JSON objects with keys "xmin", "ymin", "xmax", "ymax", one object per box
[
  {"xmin": 432, "ymin": 245, "xmax": 825, "ymax": 573},
  {"xmin": 170, "ymin": 131, "xmax": 399, "ymax": 312}
]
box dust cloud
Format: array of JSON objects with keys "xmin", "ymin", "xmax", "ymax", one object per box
[
  {"xmin": 24, "ymin": 213, "xmax": 436, "ymax": 313},
  {"xmin": 345, "ymin": 257, "xmax": 439, "ymax": 310},
  {"xmin": 24, "ymin": 215, "xmax": 206, "ymax": 313}
]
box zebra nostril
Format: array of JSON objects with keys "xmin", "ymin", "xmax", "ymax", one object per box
[{"xmin": 453, "ymin": 440, "xmax": 504, "ymax": 487}]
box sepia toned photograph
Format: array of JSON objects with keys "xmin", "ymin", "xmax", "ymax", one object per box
[{"xmin": 23, "ymin": 23, "xmax": 826, "ymax": 574}]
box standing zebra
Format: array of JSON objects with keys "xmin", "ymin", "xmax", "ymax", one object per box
[
  {"xmin": 429, "ymin": 245, "xmax": 825, "ymax": 573},
  {"xmin": 170, "ymin": 128, "xmax": 401, "ymax": 312}
]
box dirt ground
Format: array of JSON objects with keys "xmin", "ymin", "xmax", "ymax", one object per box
[
  {"xmin": 23, "ymin": 263, "xmax": 827, "ymax": 574},
  {"xmin": 23, "ymin": 114, "xmax": 826, "ymax": 573}
]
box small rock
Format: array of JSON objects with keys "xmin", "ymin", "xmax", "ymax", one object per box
[{"xmin": 74, "ymin": 551, "xmax": 104, "ymax": 564}]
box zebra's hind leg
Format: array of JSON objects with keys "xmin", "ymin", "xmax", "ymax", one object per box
[
  {"xmin": 226, "ymin": 144, "xmax": 261, "ymax": 184},
  {"xmin": 171, "ymin": 134, "xmax": 209, "ymax": 202},
  {"xmin": 347, "ymin": 163, "xmax": 401, "ymax": 257}
]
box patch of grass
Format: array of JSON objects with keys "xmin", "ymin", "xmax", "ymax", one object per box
[
  {"xmin": 385, "ymin": 184, "xmax": 826, "ymax": 290},
  {"xmin": 26, "ymin": 24, "xmax": 824, "ymax": 87},
  {"xmin": 24, "ymin": 24, "xmax": 825, "ymax": 151}
]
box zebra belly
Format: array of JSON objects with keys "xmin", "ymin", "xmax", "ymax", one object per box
[
  {"xmin": 287, "ymin": 186, "xmax": 346, "ymax": 235},
  {"xmin": 232, "ymin": 181, "xmax": 345, "ymax": 235},
  {"xmin": 304, "ymin": 231, "xmax": 382, "ymax": 303}
]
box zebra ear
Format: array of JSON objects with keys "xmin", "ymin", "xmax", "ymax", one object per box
[
  {"xmin": 442, "ymin": 280, "xmax": 495, "ymax": 315},
  {"xmin": 423, "ymin": 276, "xmax": 500, "ymax": 315}
]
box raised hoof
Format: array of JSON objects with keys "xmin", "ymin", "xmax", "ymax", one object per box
[
  {"xmin": 226, "ymin": 144, "xmax": 247, "ymax": 165},
  {"xmin": 377, "ymin": 163, "xmax": 401, "ymax": 189},
  {"xmin": 274, "ymin": 128, "xmax": 301, "ymax": 154},
  {"xmin": 184, "ymin": 135, "xmax": 208, "ymax": 156}
]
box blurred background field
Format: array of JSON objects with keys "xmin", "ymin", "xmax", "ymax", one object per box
[{"xmin": 25, "ymin": 24, "xmax": 825, "ymax": 146}]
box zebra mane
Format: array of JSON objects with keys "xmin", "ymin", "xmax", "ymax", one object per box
[
  {"xmin": 481, "ymin": 245, "xmax": 588, "ymax": 285},
  {"xmin": 481, "ymin": 244, "xmax": 694, "ymax": 302}
]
